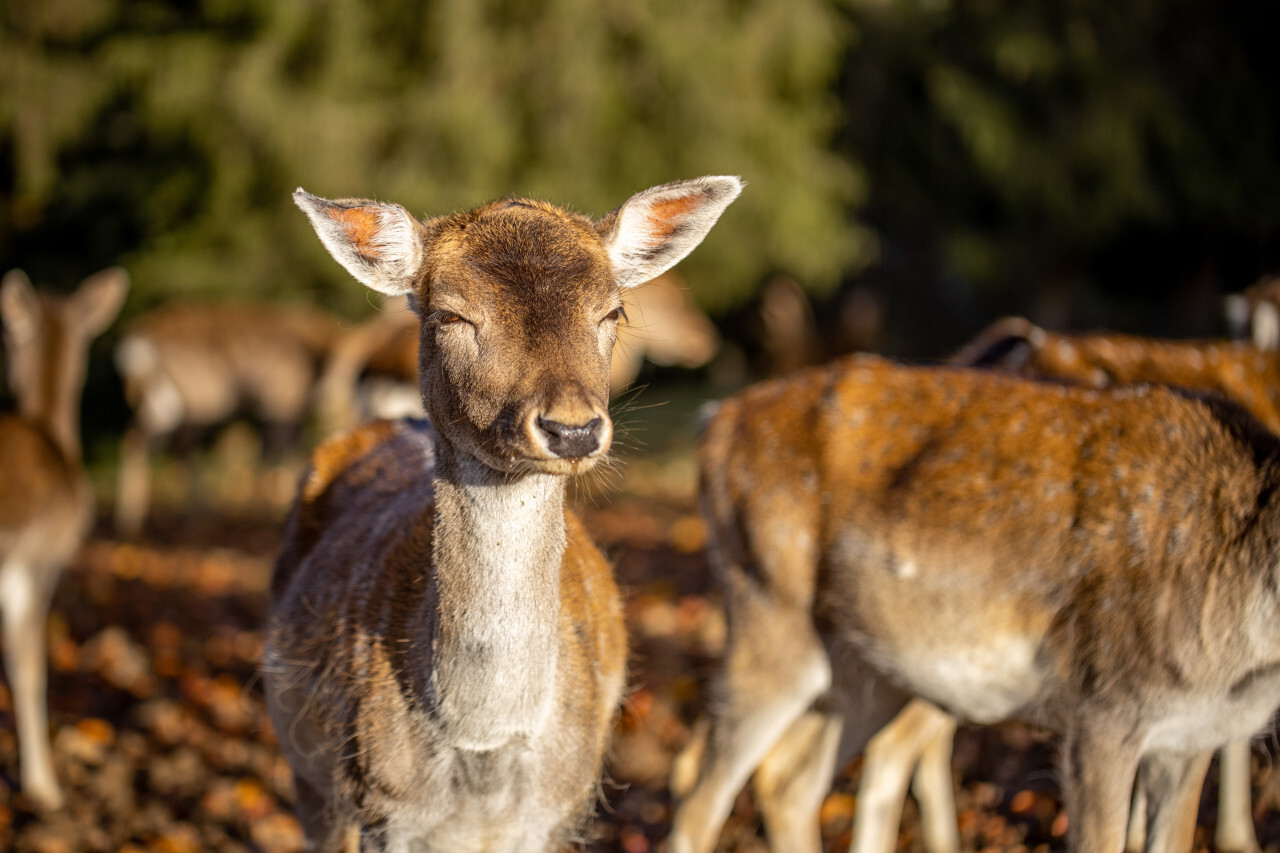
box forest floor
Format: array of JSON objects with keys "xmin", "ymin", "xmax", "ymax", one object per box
[{"xmin": 3, "ymin": 405, "xmax": 1280, "ymax": 853}]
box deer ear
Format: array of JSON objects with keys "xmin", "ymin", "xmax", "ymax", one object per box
[
  {"xmin": 1, "ymin": 269, "xmax": 40, "ymax": 343},
  {"xmin": 74, "ymin": 267, "xmax": 130, "ymax": 336},
  {"xmin": 294, "ymin": 189, "xmax": 426, "ymax": 296},
  {"xmin": 598, "ymin": 176, "xmax": 744, "ymax": 289}
]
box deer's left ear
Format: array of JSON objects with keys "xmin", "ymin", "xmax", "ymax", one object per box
[{"xmin": 597, "ymin": 176, "xmax": 744, "ymax": 289}]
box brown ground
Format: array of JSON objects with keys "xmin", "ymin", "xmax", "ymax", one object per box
[{"xmin": 3, "ymin": 434, "xmax": 1280, "ymax": 853}]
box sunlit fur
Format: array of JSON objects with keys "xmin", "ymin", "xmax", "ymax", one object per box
[
  {"xmin": 266, "ymin": 177, "xmax": 741, "ymax": 851},
  {"xmin": 671, "ymin": 353, "xmax": 1280, "ymax": 853}
]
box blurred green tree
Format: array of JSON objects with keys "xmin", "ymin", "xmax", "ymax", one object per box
[
  {"xmin": 1, "ymin": 0, "xmax": 866, "ymax": 318},
  {"xmin": 839, "ymin": 0, "xmax": 1280, "ymax": 354}
]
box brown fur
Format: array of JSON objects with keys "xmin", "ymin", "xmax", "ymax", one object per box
[
  {"xmin": 1, "ymin": 268, "xmax": 128, "ymax": 811},
  {"xmin": 113, "ymin": 300, "xmax": 343, "ymax": 536},
  {"xmin": 952, "ymin": 315, "xmax": 1280, "ymax": 433},
  {"xmin": 267, "ymin": 177, "xmax": 741, "ymax": 851},
  {"xmin": 671, "ymin": 353, "xmax": 1280, "ymax": 853}
]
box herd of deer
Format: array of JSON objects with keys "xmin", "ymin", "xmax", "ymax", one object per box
[{"xmin": 4, "ymin": 176, "xmax": 1280, "ymax": 852}]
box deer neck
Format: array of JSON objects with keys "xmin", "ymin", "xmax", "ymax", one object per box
[
  {"xmin": 426, "ymin": 441, "xmax": 567, "ymax": 750},
  {"xmin": 20, "ymin": 350, "xmax": 82, "ymax": 465}
]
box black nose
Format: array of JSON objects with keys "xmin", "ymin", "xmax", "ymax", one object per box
[{"xmin": 537, "ymin": 416, "xmax": 602, "ymax": 458}]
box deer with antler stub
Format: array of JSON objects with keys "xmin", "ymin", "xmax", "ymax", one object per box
[
  {"xmin": 670, "ymin": 348, "xmax": 1280, "ymax": 853},
  {"xmin": 1, "ymin": 267, "xmax": 129, "ymax": 811},
  {"xmin": 264, "ymin": 177, "xmax": 742, "ymax": 851}
]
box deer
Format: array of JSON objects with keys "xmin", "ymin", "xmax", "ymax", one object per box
[
  {"xmin": 668, "ymin": 344, "xmax": 1280, "ymax": 853},
  {"xmin": 113, "ymin": 299, "xmax": 344, "ymax": 537},
  {"xmin": 671, "ymin": 316, "xmax": 1280, "ymax": 853},
  {"xmin": 263, "ymin": 176, "xmax": 743, "ymax": 851},
  {"xmin": 1, "ymin": 267, "xmax": 129, "ymax": 811}
]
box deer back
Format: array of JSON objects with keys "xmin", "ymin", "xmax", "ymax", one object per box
[
  {"xmin": 116, "ymin": 300, "xmax": 340, "ymax": 432},
  {"xmin": 952, "ymin": 316, "xmax": 1280, "ymax": 435}
]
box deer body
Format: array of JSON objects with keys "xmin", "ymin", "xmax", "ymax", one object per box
[
  {"xmin": 671, "ymin": 353, "xmax": 1280, "ymax": 853},
  {"xmin": 114, "ymin": 300, "xmax": 341, "ymax": 536},
  {"xmin": 265, "ymin": 177, "xmax": 742, "ymax": 851},
  {"xmin": 0, "ymin": 268, "xmax": 129, "ymax": 811}
]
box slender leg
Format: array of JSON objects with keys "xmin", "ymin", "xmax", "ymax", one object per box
[
  {"xmin": 1214, "ymin": 740, "xmax": 1259, "ymax": 853},
  {"xmin": 1139, "ymin": 748, "xmax": 1212, "ymax": 853},
  {"xmin": 1126, "ymin": 780, "xmax": 1148, "ymax": 853},
  {"xmin": 1060, "ymin": 718, "xmax": 1143, "ymax": 853},
  {"xmin": 668, "ymin": 598, "xmax": 833, "ymax": 853},
  {"xmin": 1, "ymin": 559, "xmax": 64, "ymax": 811},
  {"xmin": 670, "ymin": 716, "xmax": 710, "ymax": 799},
  {"xmin": 754, "ymin": 709, "xmax": 845, "ymax": 853},
  {"xmin": 851, "ymin": 699, "xmax": 956, "ymax": 853},
  {"xmin": 910, "ymin": 708, "xmax": 960, "ymax": 853},
  {"xmin": 114, "ymin": 425, "xmax": 152, "ymax": 538}
]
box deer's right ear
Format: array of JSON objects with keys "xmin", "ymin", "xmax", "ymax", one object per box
[
  {"xmin": 598, "ymin": 176, "xmax": 744, "ymax": 289},
  {"xmin": 294, "ymin": 189, "xmax": 426, "ymax": 296},
  {"xmin": 1, "ymin": 270, "xmax": 40, "ymax": 343}
]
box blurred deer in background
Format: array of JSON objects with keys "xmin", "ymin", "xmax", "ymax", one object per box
[
  {"xmin": 1225, "ymin": 275, "xmax": 1280, "ymax": 351},
  {"xmin": 1, "ymin": 268, "xmax": 129, "ymax": 811},
  {"xmin": 312, "ymin": 295, "xmax": 420, "ymax": 436},
  {"xmin": 264, "ymin": 177, "xmax": 742, "ymax": 851},
  {"xmin": 670, "ymin": 349, "xmax": 1280, "ymax": 853},
  {"xmin": 610, "ymin": 270, "xmax": 720, "ymax": 393},
  {"xmin": 113, "ymin": 300, "xmax": 342, "ymax": 537}
]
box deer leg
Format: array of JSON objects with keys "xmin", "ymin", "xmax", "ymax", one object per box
[
  {"xmin": 1126, "ymin": 779, "xmax": 1148, "ymax": 853},
  {"xmin": 1060, "ymin": 718, "xmax": 1143, "ymax": 853},
  {"xmin": 1214, "ymin": 740, "xmax": 1259, "ymax": 853},
  {"xmin": 0, "ymin": 559, "xmax": 63, "ymax": 811},
  {"xmin": 849, "ymin": 699, "xmax": 956, "ymax": 853},
  {"xmin": 752, "ymin": 708, "xmax": 845, "ymax": 853},
  {"xmin": 668, "ymin": 596, "xmax": 833, "ymax": 853},
  {"xmin": 1137, "ymin": 748, "xmax": 1212, "ymax": 853},
  {"xmin": 114, "ymin": 425, "xmax": 153, "ymax": 538},
  {"xmin": 908, "ymin": 705, "xmax": 960, "ymax": 853}
]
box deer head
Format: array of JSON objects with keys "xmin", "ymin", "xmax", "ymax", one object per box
[{"xmin": 293, "ymin": 177, "xmax": 743, "ymax": 474}]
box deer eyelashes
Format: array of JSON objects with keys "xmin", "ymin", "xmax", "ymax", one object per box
[{"xmin": 432, "ymin": 310, "xmax": 469, "ymax": 327}]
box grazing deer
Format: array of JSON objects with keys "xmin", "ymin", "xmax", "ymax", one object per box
[
  {"xmin": 669, "ymin": 350, "xmax": 1280, "ymax": 853},
  {"xmin": 1, "ymin": 267, "xmax": 129, "ymax": 811},
  {"xmin": 264, "ymin": 176, "xmax": 743, "ymax": 851},
  {"xmin": 1225, "ymin": 275, "xmax": 1280, "ymax": 351},
  {"xmin": 113, "ymin": 300, "xmax": 342, "ymax": 536}
]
